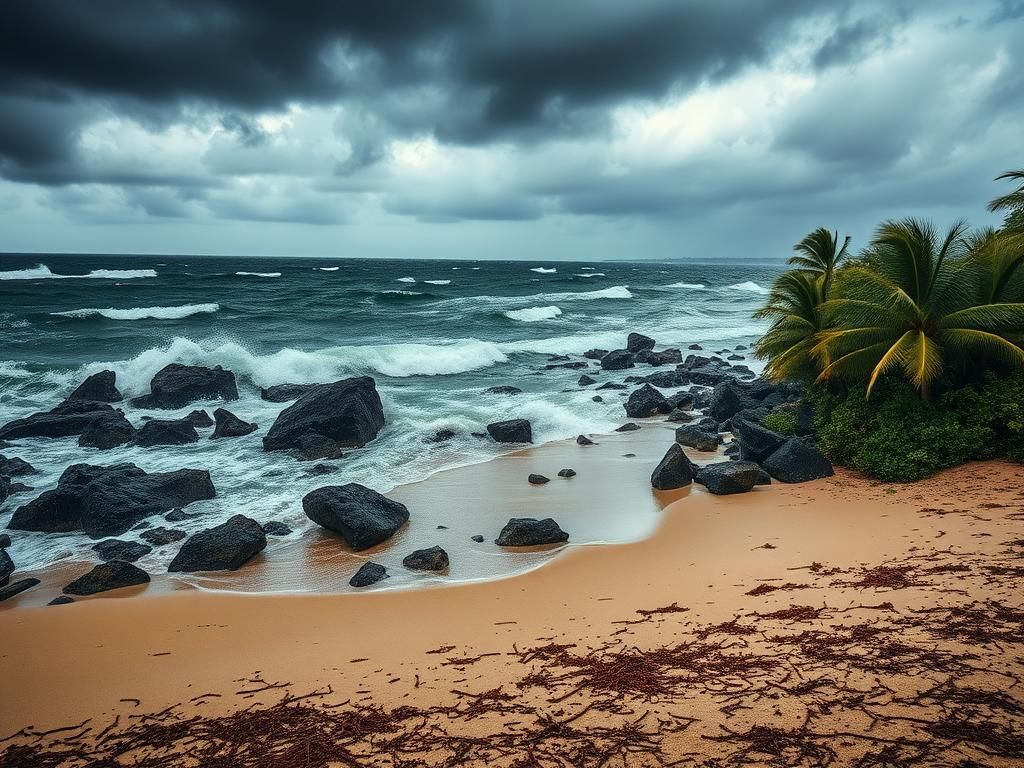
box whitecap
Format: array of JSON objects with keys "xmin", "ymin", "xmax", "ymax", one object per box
[
  {"xmin": 235, "ymin": 271, "xmax": 281, "ymax": 278},
  {"xmin": 665, "ymin": 282, "xmax": 706, "ymax": 289},
  {"xmin": 0, "ymin": 264, "xmax": 157, "ymax": 280},
  {"xmin": 725, "ymin": 281, "xmax": 769, "ymax": 295},
  {"xmin": 530, "ymin": 267, "xmax": 557, "ymax": 274},
  {"xmin": 424, "ymin": 279, "xmax": 451, "ymax": 285},
  {"xmin": 318, "ymin": 267, "xmax": 340, "ymax": 271},
  {"xmin": 576, "ymin": 272, "xmax": 605, "ymax": 278},
  {"xmin": 380, "ymin": 290, "xmax": 425, "ymax": 296},
  {"xmin": 504, "ymin": 306, "xmax": 563, "ymax": 322},
  {"xmin": 51, "ymin": 303, "xmax": 220, "ymax": 321}
]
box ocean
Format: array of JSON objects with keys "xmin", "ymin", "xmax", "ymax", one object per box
[{"xmin": 0, "ymin": 254, "xmax": 781, "ymax": 585}]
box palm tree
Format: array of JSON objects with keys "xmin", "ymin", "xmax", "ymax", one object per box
[
  {"xmin": 988, "ymin": 169, "xmax": 1024, "ymax": 234},
  {"xmin": 754, "ymin": 270, "xmax": 828, "ymax": 382},
  {"xmin": 968, "ymin": 227, "xmax": 1024, "ymax": 304},
  {"xmin": 814, "ymin": 218, "xmax": 1024, "ymax": 398},
  {"xmin": 787, "ymin": 227, "xmax": 851, "ymax": 288}
]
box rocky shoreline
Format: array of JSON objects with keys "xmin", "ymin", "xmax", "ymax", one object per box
[{"xmin": 0, "ymin": 333, "xmax": 832, "ymax": 606}]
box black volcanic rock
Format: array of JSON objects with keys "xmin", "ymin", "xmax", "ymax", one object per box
[
  {"xmin": 557, "ymin": 468, "xmax": 576, "ymax": 478},
  {"xmin": 64, "ymin": 561, "xmax": 150, "ymax": 595},
  {"xmin": 8, "ymin": 463, "xmax": 215, "ymax": 538},
  {"xmin": 78, "ymin": 411, "xmax": 136, "ymax": 449},
  {"xmin": 0, "ymin": 399, "xmax": 118, "ymax": 441},
  {"xmin": 578, "ymin": 374, "xmax": 597, "ymax": 386},
  {"xmin": 650, "ymin": 444, "xmax": 696, "ymax": 490},
  {"xmin": 187, "ymin": 409, "xmax": 214, "ymax": 428},
  {"xmin": 92, "ymin": 539, "xmax": 152, "ymax": 563},
  {"xmin": 615, "ymin": 422, "xmax": 641, "ymax": 432},
  {"xmin": 576, "ymin": 434, "xmax": 594, "ymax": 445},
  {"xmin": 49, "ymin": 595, "xmax": 75, "ymax": 605},
  {"xmin": 763, "ymin": 438, "xmax": 834, "ymax": 483},
  {"xmin": 626, "ymin": 333, "xmax": 656, "ymax": 353},
  {"xmin": 140, "ymin": 527, "xmax": 187, "ymax": 546},
  {"xmin": 168, "ymin": 515, "xmax": 267, "ymax": 572},
  {"xmin": 583, "ymin": 349, "xmax": 609, "ymax": 360},
  {"xmin": 484, "ymin": 385, "xmax": 522, "ymax": 395},
  {"xmin": 495, "ymin": 518, "xmax": 568, "ymax": 546},
  {"xmin": 260, "ymin": 383, "xmax": 318, "ymax": 402},
  {"xmin": 263, "ymin": 377, "xmax": 385, "ymax": 455},
  {"xmin": 67, "ymin": 370, "xmax": 122, "ymax": 402},
  {"xmin": 732, "ymin": 417, "xmax": 787, "ymax": 464},
  {"xmin": 136, "ymin": 418, "xmax": 199, "ymax": 447},
  {"xmin": 528, "ymin": 473, "xmax": 550, "ymax": 485},
  {"xmin": 0, "ymin": 578, "xmax": 39, "ymax": 602},
  {"xmin": 349, "ymin": 561, "xmax": 388, "ymax": 587},
  {"xmin": 486, "ymin": 419, "xmax": 532, "ymax": 443},
  {"xmin": 424, "ymin": 429, "xmax": 456, "ymax": 444},
  {"xmin": 302, "ymin": 483, "xmax": 409, "ymax": 550},
  {"xmin": 708, "ymin": 381, "xmax": 757, "ymax": 422},
  {"xmin": 624, "ymin": 384, "xmax": 672, "ymax": 418},
  {"xmin": 403, "ymin": 546, "xmax": 449, "ymax": 571},
  {"xmin": 0, "ymin": 455, "xmax": 35, "ymax": 477},
  {"xmin": 262, "ymin": 520, "xmax": 292, "ymax": 536},
  {"xmin": 696, "ymin": 461, "xmax": 763, "ymax": 495},
  {"xmin": 674, "ymin": 425, "xmax": 721, "ymax": 452},
  {"xmin": 600, "ymin": 349, "xmax": 635, "ymax": 370},
  {"xmin": 0, "ymin": 547, "xmax": 13, "ymax": 586},
  {"xmin": 131, "ymin": 364, "xmax": 238, "ymax": 409},
  {"xmin": 211, "ymin": 408, "xmax": 258, "ymax": 438}
]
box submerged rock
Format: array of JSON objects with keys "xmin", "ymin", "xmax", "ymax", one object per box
[
  {"xmin": 650, "ymin": 444, "xmax": 696, "ymax": 490},
  {"xmin": 763, "ymin": 438, "xmax": 834, "ymax": 483},
  {"xmin": 168, "ymin": 515, "xmax": 267, "ymax": 572},
  {"xmin": 92, "ymin": 539, "xmax": 152, "ymax": 563},
  {"xmin": 583, "ymin": 349, "xmax": 609, "ymax": 360},
  {"xmin": 624, "ymin": 384, "xmax": 672, "ymax": 418},
  {"xmin": 8, "ymin": 463, "xmax": 215, "ymax": 538},
  {"xmin": 483, "ymin": 385, "xmax": 522, "ymax": 395},
  {"xmin": 78, "ymin": 411, "xmax": 136, "ymax": 450},
  {"xmin": 578, "ymin": 374, "xmax": 597, "ymax": 386},
  {"xmin": 136, "ymin": 418, "xmax": 200, "ymax": 447},
  {"xmin": 403, "ymin": 546, "xmax": 449, "ymax": 571},
  {"xmin": 260, "ymin": 383, "xmax": 318, "ymax": 402},
  {"xmin": 486, "ymin": 419, "xmax": 533, "ymax": 443},
  {"xmin": 262, "ymin": 520, "xmax": 293, "ymax": 536},
  {"xmin": 211, "ymin": 408, "xmax": 258, "ymax": 438},
  {"xmin": 131, "ymin": 364, "xmax": 239, "ymax": 409},
  {"xmin": 349, "ymin": 561, "xmax": 388, "ymax": 588},
  {"xmin": 696, "ymin": 461, "xmax": 763, "ymax": 495},
  {"xmin": 0, "ymin": 400, "xmax": 119, "ymax": 441},
  {"xmin": 67, "ymin": 370, "xmax": 122, "ymax": 402},
  {"xmin": 302, "ymin": 483, "xmax": 409, "ymax": 550},
  {"xmin": 140, "ymin": 527, "xmax": 187, "ymax": 546},
  {"xmin": 424, "ymin": 428, "xmax": 456, "ymax": 444},
  {"xmin": 263, "ymin": 377, "xmax": 385, "ymax": 455},
  {"xmin": 495, "ymin": 518, "xmax": 569, "ymax": 546},
  {"xmin": 64, "ymin": 560, "xmax": 150, "ymax": 595}
]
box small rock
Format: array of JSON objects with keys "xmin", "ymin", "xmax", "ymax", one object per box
[
  {"xmin": 64, "ymin": 561, "xmax": 150, "ymax": 596},
  {"xmin": 262, "ymin": 521, "xmax": 293, "ymax": 536},
  {"xmin": 0, "ymin": 578, "xmax": 40, "ymax": 602},
  {"xmin": 615, "ymin": 423, "xmax": 641, "ymax": 432},
  {"xmin": 136, "ymin": 418, "xmax": 200, "ymax": 447},
  {"xmin": 675, "ymin": 425, "xmax": 721, "ymax": 452},
  {"xmin": 495, "ymin": 518, "xmax": 569, "ymax": 546},
  {"xmin": 583, "ymin": 349, "xmax": 609, "ymax": 360},
  {"xmin": 187, "ymin": 409, "xmax": 214, "ymax": 428},
  {"xmin": 600, "ymin": 349, "xmax": 635, "ymax": 370},
  {"xmin": 578, "ymin": 374, "xmax": 597, "ymax": 386},
  {"xmin": 211, "ymin": 408, "xmax": 257, "ymax": 438},
  {"xmin": 484, "ymin": 385, "xmax": 522, "ymax": 395},
  {"xmin": 471, "ymin": 534, "xmax": 485, "ymax": 543},
  {"xmin": 349, "ymin": 561, "xmax": 388, "ymax": 588},
  {"xmin": 557, "ymin": 468, "xmax": 576, "ymax": 478},
  {"xmin": 486, "ymin": 419, "xmax": 532, "ymax": 443},
  {"xmin": 49, "ymin": 596, "xmax": 75, "ymax": 606},
  {"xmin": 576, "ymin": 434, "xmax": 594, "ymax": 445},
  {"xmin": 624, "ymin": 384, "xmax": 672, "ymax": 418},
  {"xmin": 303, "ymin": 484, "xmax": 410, "ymax": 550},
  {"xmin": 141, "ymin": 527, "xmax": 188, "ymax": 546},
  {"xmin": 164, "ymin": 508, "xmax": 194, "ymax": 523},
  {"xmin": 168, "ymin": 515, "xmax": 267, "ymax": 572},
  {"xmin": 528, "ymin": 474, "xmax": 550, "ymax": 485},
  {"xmin": 596, "ymin": 382, "xmax": 627, "ymax": 390},
  {"xmin": 592, "ymin": 395, "xmax": 603, "ymax": 402},
  {"xmin": 403, "ymin": 546, "xmax": 449, "ymax": 571},
  {"xmin": 92, "ymin": 539, "xmax": 152, "ymax": 563},
  {"xmin": 626, "ymin": 333, "xmax": 656, "ymax": 353},
  {"xmin": 305, "ymin": 463, "xmax": 339, "ymax": 476},
  {"xmin": 424, "ymin": 429, "xmax": 456, "ymax": 444},
  {"xmin": 666, "ymin": 409, "xmax": 693, "ymax": 423}
]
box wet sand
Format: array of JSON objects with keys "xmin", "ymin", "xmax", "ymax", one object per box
[{"xmin": 2, "ymin": 436, "xmax": 1023, "ymax": 766}]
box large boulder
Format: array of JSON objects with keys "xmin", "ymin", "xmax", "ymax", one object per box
[
  {"xmin": 168, "ymin": 515, "xmax": 267, "ymax": 572},
  {"xmin": 64, "ymin": 560, "xmax": 150, "ymax": 596},
  {"xmin": 131, "ymin": 364, "xmax": 238, "ymax": 409},
  {"xmin": 731, "ymin": 418, "xmax": 787, "ymax": 464},
  {"xmin": 763, "ymin": 438, "xmax": 834, "ymax": 483},
  {"xmin": 78, "ymin": 411, "xmax": 137, "ymax": 449},
  {"xmin": 211, "ymin": 408, "xmax": 258, "ymax": 438},
  {"xmin": 302, "ymin": 483, "xmax": 409, "ymax": 550},
  {"xmin": 708, "ymin": 380, "xmax": 756, "ymax": 422},
  {"xmin": 583, "ymin": 349, "xmax": 609, "ymax": 360},
  {"xmin": 642, "ymin": 348, "xmax": 682, "ymax": 367},
  {"xmin": 624, "ymin": 384, "xmax": 672, "ymax": 418},
  {"xmin": 0, "ymin": 548, "xmax": 13, "ymax": 587},
  {"xmin": 650, "ymin": 444, "xmax": 696, "ymax": 490},
  {"xmin": 600, "ymin": 349, "xmax": 635, "ymax": 370},
  {"xmin": 0, "ymin": 578, "xmax": 39, "ymax": 602},
  {"xmin": 0, "ymin": 455, "xmax": 36, "ymax": 477},
  {"xmin": 260, "ymin": 383, "xmax": 318, "ymax": 402},
  {"xmin": 92, "ymin": 539, "xmax": 152, "ymax": 563},
  {"xmin": 674, "ymin": 425, "xmax": 721, "ymax": 452},
  {"xmin": 0, "ymin": 400, "xmax": 118, "ymax": 441},
  {"xmin": 641, "ymin": 370, "xmax": 681, "ymax": 389},
  {"xmin": 8, "ymin": 463, "xmax": 215, "ymax": 538},
  {"xmin": 626, "ymin": 333, "xmax": 656, "ymax": 353},
  {"xmin": 67, "ymin": 370, "xmax": 122, "ymax": 402},
  {"xmin": 263, "ymin": 377, "xmax": 385, "ymax": 454},
  {"xmin": 349, "ymin": 561, "xmax": 388, "ymax": 587},
  {"xmin": 495, "ymin": 518, "xmax": 569, "ymax": 546},
  {"xmin": 696, "ymin": 461, "xmax": 763, "ymax": 495},
  {"xmin": 486, "ymin": 419, "xmax": 533, "ymax": 443},
  {"xmin": 136, "ymin": 418, "xmax": 199, "ymax": 447},
  {"xmin": 402, "ymin": 546, "xmax": 449, "ymax": 571}
]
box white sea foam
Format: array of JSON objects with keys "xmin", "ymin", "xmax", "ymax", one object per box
[
  {"xmin": 381, "ymin": 290, "xmax": 425, "ymax": 296},
  {"xmin": 397, "ymin": 276, "xmax": 416, "ymax": 283},
  {"xmin": 665, "ymin": 282, "xmax": 706, "ymax": 289},
  {"xmin": 52, "ymin": 303, "xmax": 220, "ymax": 321},
  {"xmin": 318, "ymin": 267, "xmax": 340, "ymax": 271},
  {"xmin": 504, "ymin": 305, "xmax": 563, "ymax": 322},
  {"xmin": 235, "ymin": 271, "xmax": 281, "ymax": 278},
  {"xmin": 576, "ymin": 272, "xmax": 605, "ymax": 278},
  {"xmin": 424, "ymin": 279, "xmax": 451, "ymax": 285},
  {"xmin": 0, "ymin": 264, "xmax": 157, "ymax": 280},
  {"xmin": 725, "ymin": 281, "xmax": 769, "ymax": 295},
  {"xmin": 530, "ymin": 267, "xmax": 557, "ymax": 274}
]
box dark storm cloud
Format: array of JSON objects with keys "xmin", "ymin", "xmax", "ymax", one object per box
[
  {"xmin": 0, "ymin": 0, "xmax": 825, "ymax": 184},
  {"xmin": 812, "ymin": 15, "xmax": 892, "ymax": 69}
]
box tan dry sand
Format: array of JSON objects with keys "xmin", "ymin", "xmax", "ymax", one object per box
[{"xmin": 1, "ymin": 442, "xmax": 1023, "ymax": 766}]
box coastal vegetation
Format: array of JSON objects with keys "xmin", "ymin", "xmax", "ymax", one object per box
[{"xmin": 756, "ymin": 169, "xmax": 1024, "ymax": 481}]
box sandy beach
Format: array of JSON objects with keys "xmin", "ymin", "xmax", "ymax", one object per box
[{"xmin": 2, "ymin": 430, "xmax": 1022, "ymax": 766}]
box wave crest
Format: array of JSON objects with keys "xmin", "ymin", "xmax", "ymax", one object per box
[
  {"xmin": 725, "ymin": 281, "xmax": 769, "ymax": 295},
  {"xmin": 530, "ymin": 267, "xmax": 557, "ymax": 274},
  {"xmin": 235, "ymin": 271, "xmax": 281, "ymax": 278},
  {"xmin": 52, "ymin": 303, "xmax": 220, "ymax": 321},
  {"xmin": 504, "ymin": 305, "xmax": 563, "ymax": 322},
  {"xmin": 0, "ymin": 264, "xmax": 157, "ymax": 280}
]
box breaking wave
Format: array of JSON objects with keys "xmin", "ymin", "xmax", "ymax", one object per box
[
  {"xmin": 504, "ymin": 306, "xmax": 563, "ymax": 322},
  {"xmin": 52, "ymin": 303, "xmax": 220, "ymax": 321},
  {"xmin": 0, "ymin": 264, "xmax": 157, "ymax": 280}
]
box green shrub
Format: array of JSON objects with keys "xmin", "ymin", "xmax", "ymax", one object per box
[{"xmin": 761, "ymin": 409, "xmax": 798, "ymax": 436}]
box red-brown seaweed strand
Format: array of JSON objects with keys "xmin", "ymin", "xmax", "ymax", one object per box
[{"xmin": 3, "ymin": 550, "xmax": 1023, "ymax": 767}]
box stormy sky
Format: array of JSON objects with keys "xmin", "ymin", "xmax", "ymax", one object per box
[{"xmin": 1, "ymin": 0, "xmax": 1022, "ymax": 260}]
